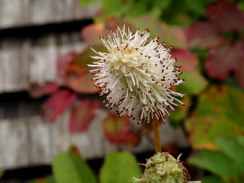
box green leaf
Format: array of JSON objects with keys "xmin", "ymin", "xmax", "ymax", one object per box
[
  {"xmin": 149, "ymin": 0, "xmax": 171, "ymax": 18},
  {"xmin": 102, "ymin": 0, "xmax": 130, "ymax": 17},
  {"xmin": 53, "ymin": 146, "xmax": 97, "ymax": 183},
  {"xmin": 178, "ymin": 69, "xmax": 208, "ymax": 95},
  {"xmin": 185, "ymin": 115, "xmax": 242, "ymax": 150},
  {"xmin": 185, "ymin": 85, "xmax": 244, "ymax": 150},
  {"xmin": 126, "ymin": 0, "xmax": 150, "ymax": 18},
  {"xmin": 195, "ymin": 85, "xmax": 244, "ymax": 127},
  {"xmin": 239, "ymin": 0, "xmax": 244, "ymax": 11},
  {"xmin": 215, "ymin": 136, "xmax": 244, "ymax": 171},
  {"xmin": 170, "ymin": 96, "xmax": 191, "ymax": 126},
  {"xmin": 0, "ymin": 170, "xmax": 4, "ymax": 178},
  {"xmin": 185, "ymin": 0, "xmax": 217, "ymax": 16},
  {"xmin": 238, "ymin": 136, "xmax": 244, "ymax": 146},
  {"xmin": 161, "ymin": 0, "xmax": 192, "ymax": 27},
  {"xmin": 100, "ymin": 151, "xmax": 141, "ymax": 183},
  {"xmin": 79, "ymin": 0, "xmax": 100, "ymax": 6},
  {"xmin": 201, "ymin": 176, "xmax": 223, "ymax": 183},
  {"xmin": 188, "ymin": 150, "xmax": 240, "ymax": 178},
  {"xmin": 152, "ymin": 0, "xmax": 170, "ymax": 9}
]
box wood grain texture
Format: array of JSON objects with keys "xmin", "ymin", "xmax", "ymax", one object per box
[
  {"xmin": 29, "ymin": 116, "xmax": 52, "ymax": 165},
  {"xmin": 0, "ymin": 109, "xmax": 188, "ymax": 169},
  {"xmin": 0, "ymin": 0, "xmax": 29, "ymax": 28},
  {"xmin": 29, "ymin": 35, "xmax": 57, "ymax": 84},
  {"xmin": 0, "ymin": 0, "xmax": 100, "ymax": 29},
  {"xmin": 0, "ymin": 39, "xmax": 29, "ymax": 92},
  {"xmin": 0, "ymin": 118, "xmax": 29, "ymax": 168}
]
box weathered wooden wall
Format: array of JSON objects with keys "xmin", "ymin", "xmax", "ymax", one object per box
[
  {"xmin": 0, "ymin": 32, "xmax": 86, "ymax": 93},
  {"xmin": 0, "ymin": 0, "xmax": 100, "ymax": 29}
]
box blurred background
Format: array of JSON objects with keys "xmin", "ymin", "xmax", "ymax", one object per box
[{"xmin": 0, "ymin": 0, "xmax": 243, "ymax": 183}]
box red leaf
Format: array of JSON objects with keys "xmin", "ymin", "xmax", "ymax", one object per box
[
  {"xmin": 68, "ymin": 74, "xmax": 100, "ymax": 94},
  {"xmin": 81, "ymin": 18, "xmax": 124, "ymax": 46},
  {"xmin": 172, "ymin": 49, "xmax": 199, "ymax": 72},
  {"xmin": 105, "ymin": 17, "xmax": 125, "ymax": 30},
  {"xmin": 186, "ymin": 22, "xmax": 222, "ymax": 49},
  {"xmin": 103, "ymin": 113, "xmax": 130, "ymax": 145},
  {"xmin": 206, "ymin": 41, "xmax": 244, "ymax": 81},
  {"xmin": 123, "ymin": 131, "xmax": 140, "ymax": 147},
  {"xmin": 69, "ymin": 100, "xmax": 100, "ymax": 133},
  {"xmin": 206, "ymin": 0, "xmax": 244, "ymax": 32},
  {"xmin": 56, "ymin": 52, "xmax": 77, "ymax": 85},
  {"xmin": 81, "ymin": 23, "xmax": 105, "ymax": 46},
  {"xmin": 41, "ymin": 90, "xmax": 77, "ymax": 123},
  {"xmin": 34, "ymin": 178, "xmax": 49, "ymax": 183},
  {"xmin": 64, "ymin": 47, "xmax": 104, "ymax": 94},
  {"xmin": 235, "ymin": 56, "xmax": 244, "ymax": 88},
  {"xmin": 29, "ymin": 82, "xmax": 59, "ymax": 98}
]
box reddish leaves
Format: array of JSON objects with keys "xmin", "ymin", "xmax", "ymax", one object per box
[
  {"xmin": 235, "ymin": 58, "xmax": 244, "ymax": 88},
  {"xmin": 186, "ymin": 0, "xmax": 244, "ymax": 88},
  {"xmin": 206, "ymin": 41, "xmax": 244, "ymax": 81},
  {"xmin": 81, "ymin": 19, "xmax": 123, "ymax": 46},
  {"xmin": 103, "ymin": 113, "xmax": 130, "ymax": 145},
  {"xmin": 186, "ymin": 22, "xmax": 222, "ymax": 49},
  {"xmin": 69, "ymin": 100, "xmax": 100, "ymax": 133},
  {"xmin": 57, "ymin": 52, "xmax": 77, "ymax": 85},
  {"xmin": 81, "ymin": 23, "xmax": 106, "ymax": 46},
  {"xmin": 123, "ymin": 130, "xmax": 141, "ymax": 147},
  {"xmin": 70, "ymin": 102, "xmax": 140, "ymax": 146},
  {"xmin": 29, "ymin": 82, "xmax": 59, "ymax": 98},
  {"xmin": 206, "ymin": 0, "xmax": 244, "ymax": 32},
  {"xmin": 56, "ymin": 51, "xmax": 99, "ymax": 94},
  {"xmin": 103, "ymin": 113, "xmax": 140, "ymax": 146},
  {"xmin": 64, "ymin": 48, "xmax": 101, "ymax": 94},
  {"xmin": 41, "ymin": 90, "xmax": 77, "ymax": 123}
]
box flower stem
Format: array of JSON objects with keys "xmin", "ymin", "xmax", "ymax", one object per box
[{"xmin": 152, "ymin": 119, "xmax": 161, "ymax": 153}]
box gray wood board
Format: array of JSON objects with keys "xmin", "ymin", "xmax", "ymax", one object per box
[{"xmin": 0, "ymin": 0, "xmax": 100, "ymax": 29}]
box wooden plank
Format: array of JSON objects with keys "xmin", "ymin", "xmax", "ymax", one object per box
[
  {"xmin": 0, "ymin": 0, "xmax": 29, "ymax": 28},
  {"xmin": 53, "ymin": 0, "xmax": 77, "ymax": 22},
  {"xmin": 0, "ymin": 39, "xmax": 29, "ymax": 92},
  {"xmin": 29, "ymin": 35, "xmax": 57, "ymax": 84},
  {"xmin": 0, "ymin": 0, "xmax": 100, "ymax": 29},
  {"xmin": 49, "ymin": 111, "xmax": 72, "ymax": 158},
  {"xmin": 28, "ymin": 116, "xmax": 52, "ymax": 165},
  {"xmin": 80, "ymin": 109, "xmax": 118, "ymax": 158},
  {"xmin": 56, "ymin": 32, "xmax": 87, "ymax": 56},
  {"xmin": 0, "ymin": 119, "xmax": 29, "ymax": 169},
  {"xmin": 73, "ymin": 1, "xmax": 100, "ymax": 20},
  {"xmin": 29, "ymin": 0, "xmax": 54, "ymax": 25},
  {"xmin": 70, "ymin": 31, "xmax": 87, "ymax": 52}
]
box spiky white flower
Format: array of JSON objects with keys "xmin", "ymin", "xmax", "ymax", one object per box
[{"xmin": 88, "ymin": 26, "xmax": 184, "ymax": 124}]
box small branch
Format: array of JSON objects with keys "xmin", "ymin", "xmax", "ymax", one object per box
[{"xmin": 152, "ymin": 119, "xmax": 161, "ymax": 153}]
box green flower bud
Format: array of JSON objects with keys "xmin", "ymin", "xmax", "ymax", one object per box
[{"xmin": 133, "ymin": 152, "xmax": 200, "ymax": 183}]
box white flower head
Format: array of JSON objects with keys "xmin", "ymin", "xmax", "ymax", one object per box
[{"xmin": 88, "ymin": 25, "xmax": 184, "ymax": 124}]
